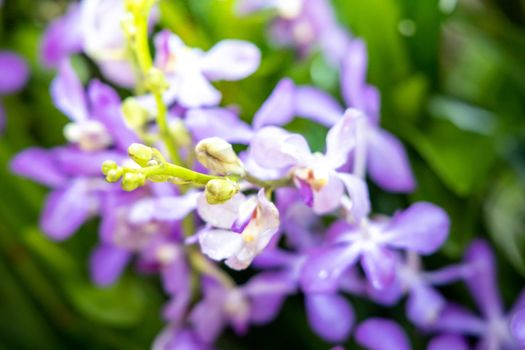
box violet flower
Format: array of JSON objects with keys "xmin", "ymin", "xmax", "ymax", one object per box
[
  {"xmin": 367, "ymin": 252, "xmax": 468, "ymax": 327},
  {"xmin": 235, "ymin": 0, "xmax": 351, "ymax": 64},
  {"xmin": 247, "ymin": 108, "xmax": 370, "ymax": 217},
  {"xmin": 147, "ymin": 30, "xmax": 260, "ymax": 109},
  {"xmin": 432, "ymin": 240, "xmax": 524, "ymax": 350},
  {"xmin": 11, "ymin": 61, "xmax": 136, "ymax": 240},
  {"xmin": 0, "ymin": 51, "xmax": 29, "ymax": 132},
  {"xmin": 197, "ymin": 189, "xmax": 280, "ymax": 270},
  {"xmin": 295, "ymin": 39, "xmax": 416, "ymax": 192},
  {"xmin": 300, "ymin": 202, "xmax": 449, "ymax": 293}
]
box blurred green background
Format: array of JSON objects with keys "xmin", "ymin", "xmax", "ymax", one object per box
[{"xmin": 1, "ymin": 0, "xmax": 525, "ymax": 348}]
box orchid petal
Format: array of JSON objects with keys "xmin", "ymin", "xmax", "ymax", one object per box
[
  {"xmin": 252, "ymin": 79, "xmax": 296, "ymax": 129},
  {"xmin": 355, "ymin": 318, "xmax": 411, "ymax": 350},
  {"xmin": 305, "ymin": 293, "xmax": 354, "ymax": 342},
  {"xmin": 294, "ymin": 86, "xmax": 343, "ymax": 126},
  {"xmin": 201, "ymin": 40, "xmax": 260, "ymax": 81},
  {"xmin": 0, "ymin": 51, "xmax": 29, "ymax": 94},
  {"xmin": 51, "ymin": 60, "xmax": 88, "ymax": 122},
  {"xmin": 198, "ymin": 229, "xmax": 244, "ymax": 262},
  {"xmin": 89, "ymin": 244, "xmax": 130, "ymax": 286},
  {"xmin": 186, "ymin": 108, "xmax": 254, "ymax": 144}
]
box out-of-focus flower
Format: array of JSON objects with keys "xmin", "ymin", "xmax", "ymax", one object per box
[
  {"xmin": 355, "ymin": 318, "xmax": 411, "ymax": 350},
  {"xmin": 295, "ymin": 39, "xmax": 416, "ymax": 192},
  {"xmin": 197, "ymin": 189, "xmax": 279, "ymax": 270},
  {"xmin": 301, "ymin": 202, "xmax": 449, "ymax": 292},
  {"xmin": 367, "ymin": 252, "xmax": 468, "ymax": 327},
  {"xmin": 427, "ymin": 334, "xmax": 469, "ymax": 350},
  {"xmin": 0, "ymin": 51, "xmax": 29, "ymax": 132},
  {"xmin": 146, "ymin": 30, "xmax": 260, "ymax": 108},
  {"xmin": 236, "ymin": 0, "xmax": 351, "ymax": 64},
  {"xmin": 432, "ymin": 240, "xmax": 525, "ymax": 349},
  {"xmin": 247, "ymin": 109, "xmax": 370, "ymax": 217}
]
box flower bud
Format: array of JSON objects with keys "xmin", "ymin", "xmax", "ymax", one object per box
[
  {"xmin": 102, "ymin": 160, "xmax": 118, "ymax": 176},
  {"xmin": 195, "ymin": 137, "xmax": 245, "ymax": 176},
  {"xmin": 106, "ymin": 168, "xmax": 123, "ymax": 183},
  {"xmin": 121, "ymin": 172, "xmax": 146, "ymax": 191},
  {"xmin": 144, "ymin": 67, "xmax": 169, "ymax": 92},
  {"xmin": 205, "ymin": 179, "xmax": 240, "ymax": 205},
  {"xmin": 122, "ymin": 97, "xmax": 149, "ymax": 129},
  {"xmin": 128, "ymin": 143, "xmax": 155, "ymax": 167}
]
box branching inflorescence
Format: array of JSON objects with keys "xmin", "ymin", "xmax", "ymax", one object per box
[{"xmin": 9, "ymin": 0, "xmax": 525, "ymax": 349}]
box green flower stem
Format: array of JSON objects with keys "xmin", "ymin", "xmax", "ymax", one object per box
[
  {"xmin": 139, "ymin": 163, "xmax": 222, "ymax": 185},
  {"xmin": 132, "ymin": 1, "xmax": 181, "ymax": 165},
  {"xmin": 245, "ymin": 172, "xmax": 292, "ymax": 189}
]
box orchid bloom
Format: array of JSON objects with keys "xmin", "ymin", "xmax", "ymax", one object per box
[
  {"xmin": 150, "ymin": 30, "xmax": 260, "ymax": 108},
  {"xmin": 432, "ymin": 240, "xmax": 525, "ymax": 350},
  {"xmin": 247, "ymin": 108, "xmax": 370, "ymax": 218},
  {"xmin": 197, "ymin": 189, "xmax": 279, "ymax": 270},
  {"xmin": 300, "ymin": 202, "xmax": 450, "ymax": 293}
]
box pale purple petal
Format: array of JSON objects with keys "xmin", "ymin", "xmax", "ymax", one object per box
[
  {"xmin": 89, "ymin": 244, "xmax": 130, "ymax": 286},
  {"xmin": 40, "ymin": 4, "xmax": 83, "ymax": 67},
  {"xmin": 98, "ymin": 60, "xmax": 136, "ymax": 88},
  {"xmin": 201, "ymin": 40, "xmax": 260, "ymax": 81},
  {"xmin": 427, "ymin": 335, "xmax": 469, "ymax": 350},
  {"xmin": 341, "ymin": 39, "xmax": 367, "ymax": 108},
  {"xmin": 312, "ymin": 174, "xmax": 345, "ymax": 214},
  {"xmin": 129, "ymin": 191, "xmax": 199, "ymax": 224},
  {"xmin": 361, "ymin": 247, "xmax": 397, "ymax": 290},
  {"xmin": 252, "ymin": 79, "xmax": 296, "ymax": 129},
  {"xmin": 177, "ymin": 71, "xmax": 222, "ymax": 108},
  {"xmin": 367, "ymin": 128, "xmax": 416, "ymax": 192},
  {"xmin": 235, "ymin": 0, "xmax": 268, "ymax": 14},
  {"xmin": 383, "ymin": 202, "xmax": 450, "ymax": 255},
  {"xmin": 294, "ymin": 86, "xmax": 343, "ymax": 126},
  {"xmin": 51, "ymin": 60, "xmax": 88, "ymax": 121},
  {"xmin": 87, "ymin": 80, "xmax": 138, "ymax": 150},
  {"xmin": 55, "ymin": 147, "xmax": 124, "ymax": 177},
  {"xmin": 185, "ymin": 108, "xmax": 254, "ymax": 144},
  {"xmin": 300, "ymin": 244, "xmax": 361, "ymax": 293},
  {"xmin": 196, "ymin": 193, "xmax": 244, "ymax": 229},
  {"xmin": 198, "ymin": 229, "xmax": 244, "ymax": 261},
  {"xmin": 249, "ymin": 127, "xmax": 311, "ymax": 169},
  {"xmin": 189, "ymin": 292, "xmax": 226, "ymax": 344},
  {"xmin": 282, "ymin": 202, "xmax": 322, "ymax": 251},
  {"xmin": 245, "ymin": 272, "xmax": 296, "ymax": 324},
  {"xmin": 325, "ymin": 109, "xmax": 361, "ymax": 169},
  {"xmin": 355, "ymin": 318, "xmax": 411, "ymax": 350},
  {"xmin": 11, "ymin": 148, "xmax": 66, "ymax": 187},
  {"xmin": 40, "ymin": 180, "xmax": 95, "ymax": 240},
  {"xmin": 406, "ymin": 284, "xmax": 445, "ymax": 327},
  {"xmin": 0, "ymin": 51, "xmax": 29, "ymax": 94},
  {"xmin": 337, "ymin": 173, "xmax": 371, "ymax": 222},
  {"xmin": 463, "ymin": 240, "xmax": 503, "ymax": 320},
  {"xmin": 432, "ymin": 304, "xmax": 485, "ymax": 335},
  {"xmin": 305, "ymin": 293, "xmax": 354, "ymax": 342},
  {"xmin": 510, "ymin": 308, "xmax": 525, "ymax": 346},
  {"xmin": 423, "ymin": 263, "xmax": 470, "ymax": 286},
  {"xmin": 161, "ymin": 253, "xmax": 190, "ymax": 296}
]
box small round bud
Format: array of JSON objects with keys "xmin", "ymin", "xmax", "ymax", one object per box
[
  {"xmin": 128, "ymin": 143, "xmax": 155, "ymax": 167},
  {"xmin": 102, "ymin": 160, "xmax": 118, "ymax": 175},
  {"xmin": 106, "ymin": 168, "xmax": 123, "ymax": 183},
  {"xmin": 195, "ymin": 137, "xmax": 245, "ymax": 176},
  {"xmin": 121, "ymin": 172, "xmax": 146, "ymax": 191},
  {"xmin": 144, "ymin": 67, "xmax": 169, "ymax": 92},
  {"xmin": 205, "ymin": 179, "xmax": 240, "ymax": 205},
  {"xmin": 121, "ymin": 98, "xmax": 149, "ymax": 129}
]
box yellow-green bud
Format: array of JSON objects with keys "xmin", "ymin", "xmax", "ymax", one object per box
[
  {"xmin": 128, "ymin": 143, "xmax": 155, "ymax": 167},
  {"xmin": 170, "ymin": 119, "xmax": 192, "ymax": 148},
  {"xmin": 121, "ymin": 172, "xmax": 146, "ymax": 191},
  {"xmin": 144, "ymin": 67, "xmax": 169, "ymax": 92},
  {"xmin": 122, "ymin": 97, "xmax": 149, "ymax": 129},
  {"xmin": 102, "ymin": 160, "xmax": 118, "ymax": 176},
  {"xmin": 195, "ymin": 137, "xmax": 245, "ymax": 176},
  {"xmin": 205, "ymin": 179, "xmax": 240, "ymax": 205},
  {"xmin": 105, "ymin": 168, "xmax": 123, "ymax": 183}
]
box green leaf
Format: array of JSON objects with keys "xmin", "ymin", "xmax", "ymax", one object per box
[
  {"xmin": 65, "ymin": 276, "xmax": 147, "ymax": 327},
  {"xmin": 484, "ymin": 172, "xmax": 525, "ymax": 275},
  {"xmin": 406, "ymin": 119, "xmax": 497, "ymax": 196}
]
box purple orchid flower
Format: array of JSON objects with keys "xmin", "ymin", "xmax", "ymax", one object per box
[
  {"xmin": 153, "ymin": 326, "xmax": 213, "ymax": 350},
  {"xmin": 300, "ymin": 202, "xmax": 449, "ymax": 293},
  {"xmin": 427, "ymin": 334, "xmax": 469, "ymax": 350},
  {"xmin": 197, "ymin": 189, "xmax": 280, "ymax": 270},
  {"xmin": 0, "ymin": 51, "xmax": 29, "ymax": 132},
  {"xmin": 432, "ymin": 240, "xmax": 524, "ymax": 350},
  {"xmin": 11, "ymin": 60, "xmax": 137, "ymax": 240},
  {"xmin": 246, "ymin": 108, "xmax": 370, "ymax": 217},
  {"xmin": 294, "ymin": 39, "xmax": 416, "ymax": 192},
  {"xmin": 235, "ymin": 0, "xmax": 351, "ymax": 64},
  {"xmin": 366, "ymin": 252, "xmax": 468, "ymax": 328},
  {"xmin": 188, "ymin": 274, "xmax": 295, "ymax": 345},
  {"xmin": 40, "ymin": 0, "xmax": 148, "ymax": 87},
  {"xmin": 146, "ymin": 30, "xmax": 260, "ymax": 109}
]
